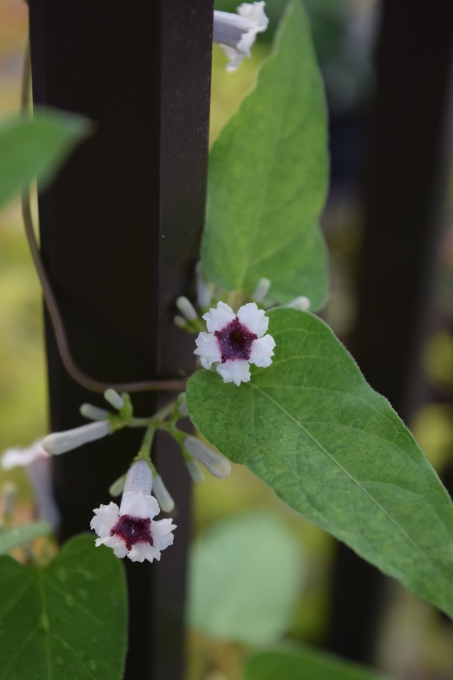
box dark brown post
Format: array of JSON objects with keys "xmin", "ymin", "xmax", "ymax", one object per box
[
  {"xmin": 28, "ymin": 0, "xmax": 213, "ymax": 677},
  {"xmin": 326, "ymin": 0, "xmax": 453, "ymax": 663}
]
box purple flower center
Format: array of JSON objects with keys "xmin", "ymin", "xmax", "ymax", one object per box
[
  {"xmin": 215, "ymin": 317, "xmax": 257, "ymax": 363},
  {"xmin": 111, "ymin": 514, "xmax": 153, "ymax": 551}
]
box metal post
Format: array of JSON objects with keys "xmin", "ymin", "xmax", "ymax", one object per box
[
  {"xmin": 28, "ymin": 0, "xmax": 213, "ymax": 677},
  {"xmin": 326, "ymin": 0, "xmax": 453, "ymax": 663}
]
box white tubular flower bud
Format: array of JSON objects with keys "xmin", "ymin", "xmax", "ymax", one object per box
[
  {"xmin": 120, "ymin": 460, "xmax": 153, "ymax": 513},
  {"xmin": 174, "ymin": 315, "xmax": 187, "ymax": 329},
  {"xmin": 104, "ymin": 389, "xmax": 125, "ymax": 410},
  {"xmin": 252, "ymin": 278, "xmax": 271, "ymax": 303},
  {"xmin": 152, "ymin": 476, "xmax": 175, "ymax": 513},
  {"xmin": 1, "ymin": 481, "xmax": 17, "ymax": 518},
  {"xmin": 109, "ymin": 474, "xmax": 126, "ymax": 497},
  {"xmin": 183, "ymin": 436, "xmax": 231, "ymax": 479},
  {"xmin": 27, "ymin": 458, "xmax": 61, "ymax": 531},
  {"xmin": 196, "ymin": 262, "xmax": 212, "ymax": 309},
  {"xmin": 178, "ymin": 401, "xmax": 188, "ymax": 417},
  {"xmin": 286, "ymin": 296, "xmax": 311, "ymax": 311},
  {"xmin": 213, "ymin": 2, "xmax": 269, "ymax": 72},
  {"xmin": 42, "ymin": 420, "xmax": 111, "ymax": 455},
  {"xmin": 80, "ymin": 403, "xmax": 110, "ymax": 421},
  {"xmin": 186, "ymin": 459, "xmax": 205, "ymax": 484},
  {"xmin": 176, "ymin": 296, "xmax": 198, "ymax": 322}
]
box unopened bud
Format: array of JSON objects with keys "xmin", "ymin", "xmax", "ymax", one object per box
[
  {"xmin": 109, "ymin": 474, "xmax": 126, "ymax": 497},
  {"xmin": 153, "ymin": 476, "xmax": 175, "ymax": 513},
  {"xmin": 80, "ymin": 403, "xmax": 110, "ymax": 421},
  {"xmin": 174, "ymin": 315, "xmax": 187, "ymax": 329},
  {"xmin": 177, "ymin": 393, "xmax": 188, "ymax": 417},
  {"xmin": 183, "ymin": 436, "xmax": 231, "ymax": 479},
  {"xmin": 176, "ymin": 296, "xmax": 198, "ymax": 322},
  {"xmin": 186, "ymin": 459, "xmax": 205, "ymax": 483},
  {"xmin": 43, "ymin": 420, "xmax": 111, "ymax": 455},
  {"xmin": 1, "ymin": 481, "xmax": 17, "ymax": 518},
  {"xmin": 252, "ymin": 278, "xmax": 271, "ymax": 303},
  {"xmin": 286, "ymin": 296, "xmax": 310, "ymax": 311},
  {"xmin": 196, "ymin": 262, "xmax": 212, "ymax": 309},
  {"xmin": 104, "ymin": 389, "xmax": 125, "ymax": 410}
]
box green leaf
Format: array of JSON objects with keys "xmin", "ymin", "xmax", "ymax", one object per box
[
  {"xmin": 202, "ymin": 0, "xmax": 329, "ymax": 309},
  {"xmin": 244, "ymin": 645, "xmax": 391, "ymax": 680},
  {"xmin": 186, "ymin": 308, "xmax": 453, "ymax": 617},
  {"xmin": 0, "ymin": 521, "xmax": 51, "ymax": 555},
  {"xmin": 0, "ymin": 534, "xmax": 127, "ymax": 680},
  {"xmin": 188, "ymin": 511, "xmax": 303, "ymax": 645},
  {"xmin": 0, "ymin": 109, "xmax": 89, "ymax": 212}
]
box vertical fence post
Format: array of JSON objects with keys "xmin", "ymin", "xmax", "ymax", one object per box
[
  {"xmin": 325, "ymin": 0, "xmax": 453, "ymax": 663},
  {"xmin": 28, "ymin": 1, "xmax": 213, "ymax": 677}
]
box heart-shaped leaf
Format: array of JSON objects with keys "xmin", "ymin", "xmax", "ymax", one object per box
[
  {"xmin": 0, "ymin": 534, "xmax": 127, "ymax": 680},
  {"xmin": 186, "ymin": 308, "xmax": 453, "ymax": 617},
  {"xmin": 202, "ymin": 0, "xmax": 329, "ymax": 309}
]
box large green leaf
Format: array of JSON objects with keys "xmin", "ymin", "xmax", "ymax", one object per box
[
  {"xmin": 202, "ymin": 0, "xmax": 329, "ymax": 309},
  {"xmin": 0, "ymin": 521, "xmax": 51, "ymax": 555},
  {"xmin": 244, "ymin": 645, "xmax": 391, "ymax": 680},
  {"xmin": 0, "ymin": 534, "xmax": 127, "ymax": 680},
  {"xmin": 188, "ymin": 511, "xmax": 304, "ymax": 645},
  {"xmin": 0, "ymin": 109, "xmax": 88, "ymax": 212},
  {"xmin": 186, "ymin": 308, "xmax": 453, "ymax": 617}
]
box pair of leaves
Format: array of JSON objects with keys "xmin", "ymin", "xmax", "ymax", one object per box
[
  {"xmin": 188, "ymin": 511, "xmax": 304, "ymax": 645},
  {"xmin": 0, "ymin": 110, "xmax": 88, "ymax": 213},
  {"xmin": 202, "ymin": 0, "xmax": 329, "ymax": 309},
  {"xmin": 245, "ymin": 645, "xmax": 391, "ymax": 680},
  {"xmin": 0, "ymin": 535, "xmax": 127, "ymax": 680},
  {"xmin": 186, "ymin": 308, "xmax": 453, "ymax": 618}
]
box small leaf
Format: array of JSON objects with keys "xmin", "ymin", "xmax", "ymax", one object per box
[
  {"xmin": 0, "ymin": 108, "xmax": 89, "ymax": 212},
  {"xmin": 0, "ymin": 534, "xmax": 127, "ymax": 680},
  {"xmin": 186, "ymin": 308, "xmax": 453, "ymax": 617},
  {"xmin": 202, "ymin": 0, "xmax": 329, "ymax": 309},
  {"xmin": 0, "ymin": 521, "xmax": 51, "ymax": 554},
  {"xmin": 188, "ymin": 512, "xmax": 303, "ymax": 645},
  {"xmin": 244, "ymin": 645, "xmax": 391, "ymax": 680}
]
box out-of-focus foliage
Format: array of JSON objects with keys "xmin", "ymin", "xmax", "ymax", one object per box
[
  {"xmin": 0, "ymin": 519, "xmax": 50, "ymax": 553},
  {"xmin": 188, "ymin": 511, "xmax": 304, "ymax": 645}
]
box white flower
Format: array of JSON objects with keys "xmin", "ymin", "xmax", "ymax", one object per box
[
  {"xmin": 194, "ymin": 301, "xmax": 275, "ymax": 386},
  {"xmin": 1, "ymin": 441, "xmax": 60, "ymax": 531},
  {"xmin": 91, "ymin": 492, "xmax": 176, "ymax": 563},
  {"xmin": 213, "ymin": 2, "xmax": 269, "ymax": 72},
  {"xmin": 91, "ymin": 460, "xmax": 176, "ymax": 563},
  {"xmin": 1, "ymin": 441, "xmax": 49, "ymax": 470}
]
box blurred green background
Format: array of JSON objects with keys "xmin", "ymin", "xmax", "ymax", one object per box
[{"xmin": 1, "ymin": 0, "xmax": 453, "ymax": 678}]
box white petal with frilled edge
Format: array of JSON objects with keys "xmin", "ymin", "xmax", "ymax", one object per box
[
  {"xmin": 237, "ymin": 302, "xmax": 269, "ymax": 337},
  {"xmin": 152, "ymin": 518, "xmax": 177, "ymax": 551},
  {"xmin": 1, "ymin": 441, "xmax": 49, "ymax": 470},
  {"xmin": 250, "ymin": 334, "xmax": 276, "ymax": 367},
  {"xmin": 217, "ymin": 360, "xmax": 251, "ymax": 386},
  {"xmin": 90, "ymin": 502, "xmax": 120, "ymax": 536},
  {"xmin": 120, "ymin": 491, "xmax": 160, "ymax": 519},
  {"xmin": 128, "ymin": 543, "xmax": 161, "ymax": 563},
  {"xmin": 214, "ymin": 2, "xmax": 269, "ymax": 72},
  {"xmin": 202, "ymin": 301, "xmax": 235, "ymax": 333},
  {"xmin": 194, "ymin": 332, "xmax": 222, "ymax": 369},
  {"xmin": 96, "ymin": 534, "xmax": 129, "ymax": 559}
]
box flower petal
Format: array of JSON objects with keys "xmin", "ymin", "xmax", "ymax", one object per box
[
  {"xmin": 120, "ymin": 491, "xmax": 160, "ymax": 520},
  {"xmin": 202, "ymin": 301, "xmax": 235, "ymax": 333},
  {"xmin": 217, "ymin": 359, "xmax": 251, "ymax": 386},
  {"xmin": 194, "ymin": 332, "xmax": 222, "ymax": 369},
  {"xmin": 90, "ymin": 502, "xmax": 120, "ymax": 537},
  {"xmin": 249, "ymin": 334, "xmax": 276, "ymax": 367},
  {"xmin": 1, "ymin": 442, "xmax": 49, "ymax": 470},
  {"xmin": 151, "ymin": 519, "xmax": 177, "ymax": 551},
  {"xmin": 127, "ymin": 543, "xmax": 161, "ymax": 563},
  {"xmin": 96, "ymin": 535, "xmax": 129, "ymax": 559},
  {"xmin": 237, "ymin": 302, "xmax": 268, "ymax": 337}
]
